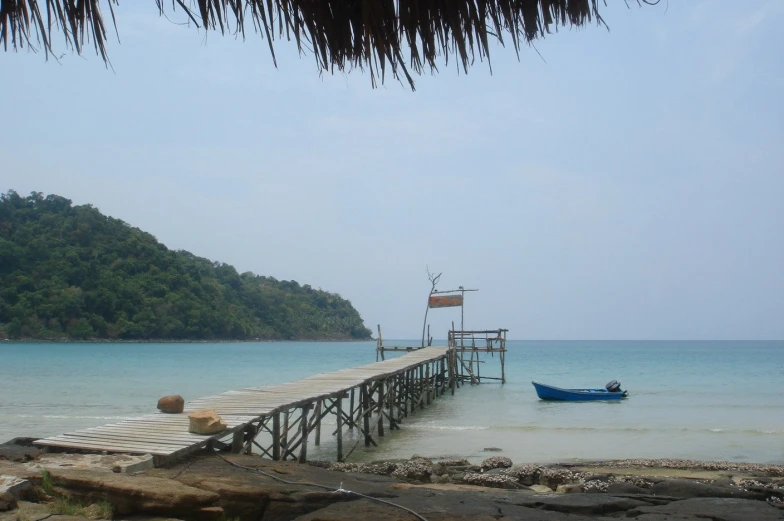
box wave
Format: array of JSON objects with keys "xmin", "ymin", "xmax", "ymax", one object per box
[
  {"xmin": 410, "ymin": 424, "xmax": 784, "ymax": 436},
  {"xmin": 410, "ymin": 425, "xmax": 490, "ymax": 431}
]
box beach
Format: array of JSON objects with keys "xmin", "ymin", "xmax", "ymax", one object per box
[{"xmin": 1, "ymin": 438, "xmax": 783, "ymax": 520}]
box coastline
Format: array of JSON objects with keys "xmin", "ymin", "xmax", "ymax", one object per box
[
  {"xmin": 0, "ymin": 337, "xmax": 375, "ymax": 344},
  {"xmin": 1, "ymin": 438, "xmax": 783, "ymax": 520}
]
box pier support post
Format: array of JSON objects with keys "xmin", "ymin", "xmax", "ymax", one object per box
[
  {"xmin": 282, "ymin": 410, "xmax": 290, "ymax": 458},
  {"xmin": 450, "ymin": 350, "xmax": 456, "ymax": 395},
  {"xmin": 349, "ymin": 388, "xmax": 356, "ymax": 429},
  {"xmin": 361, "ymin": 384, "xmax": 371, "ymax": 447},
  {"xmin": 377, "ymin": 381, "xmax": 385, "ymax": 437},
  {"xmin": 314, "ymin": 400, "xmax": 322, "ymax": 446},
  {"xmin": 272, "ymin": 413, "xmax": 281, "ymax": 461},
  {"xmin": 419, "ymin": 364, "xmax": 425, "ymax": 410},
  {"xmin": 298, "ymin": 405, "xmax": 310, "ymax": 463},
  {"xmin": 336, "ymin": 396, "xmax": 343, "ymax": 461},
  {"xmin": 439, "ymin": 360, "xmax": 444, "ymax": 395},
  {"xmin": 231, "ymin": 430, "xmax": 244, "ymax": 454},
  {"xmin": 425, "ymin": 363, "xmax": 431, "ymax": 405},
  {"xmin": 407, "ymin": 370, "xmax": 414, "ymax": 415}
]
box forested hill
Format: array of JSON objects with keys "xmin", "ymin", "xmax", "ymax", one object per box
[{"xmin": 0, "ymin": 190, "xmax": 372, "ymax": 341}]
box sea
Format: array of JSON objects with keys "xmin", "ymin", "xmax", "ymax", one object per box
[{"xmin": 1, "ymin": 340, "xmax": 782, "ymax": 465}]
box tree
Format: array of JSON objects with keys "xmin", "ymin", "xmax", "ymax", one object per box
[{"xmin": 0, "ymin": 190, "xmax": 373, "ymax": 341}]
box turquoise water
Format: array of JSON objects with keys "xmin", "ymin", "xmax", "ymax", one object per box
[{"xmin": 1, "ymin": 340, "xmax": 782, "ymax": 464}]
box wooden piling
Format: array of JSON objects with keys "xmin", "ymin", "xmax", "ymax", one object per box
[
  {"xmin": 349, "ymin": 388, "xmax": 356, "ymax": 429},
  {"xmin": 282, "ymin": 409, "xmax": 290, "ymax": 454},
  {"xmin": 272, "ymin": 413, "xmax": 281, "ymax": 460},
  {"xmin": 336, "ymin": 396, "xmax": 343, "ymax": 461},
  {"xmin": 361, "ymin": 384, "xmax": 371, "ymax": 447},
  {"xmin": 298, "ymin": 406, "xmax": 310, "ymax": 463},
  {"xmin": 419, "ymin": 364, "xmax": 425, "ymax": 410},
  {"xmin": 231, "ymin": 431, "xmax": 244, "ymax": 454},
  {"xmin": 314, "ymin": 400, "xmax": 322, "ymax": 446},
  {"xmin": 377, "ymin": 381, "xmax": 385, "ymax": 437},
  {"xmin": 425, "ymin": 363, "xmax": 431, "ymax": 405}
]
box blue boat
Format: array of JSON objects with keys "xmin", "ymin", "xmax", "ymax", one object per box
[{"xmin": 532, "ymin": 380, "xmax": 628, "ymax": 401}]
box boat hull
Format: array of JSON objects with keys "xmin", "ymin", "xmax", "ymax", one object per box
[{"xmin": 532, "ymin": 381, "xmax": 628, "ymax": 401}]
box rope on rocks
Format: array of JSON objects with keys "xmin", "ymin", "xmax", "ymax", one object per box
[{"xmin": 210, "ymin": 448, "xmax": 429, "ymax": 521}]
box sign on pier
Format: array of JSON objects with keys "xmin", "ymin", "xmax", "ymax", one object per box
[{"xmin": 428, "ymin": 294, "xmax": 464, "ymax": 308}]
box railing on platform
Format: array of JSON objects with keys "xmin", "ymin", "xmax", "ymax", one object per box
[{"xmin": 448, "ymin": 328, "xmax": 508, "ymax": 384}]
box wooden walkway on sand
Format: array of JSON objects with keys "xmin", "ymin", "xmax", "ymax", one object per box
[{"xmin": 34, "ymin": 346, "xmax": 458, "ymax": 465}]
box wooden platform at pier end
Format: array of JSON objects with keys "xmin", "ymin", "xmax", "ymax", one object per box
[{"xmin": 34, "ymin": 346, "xmax": 455, "ymax": 465}]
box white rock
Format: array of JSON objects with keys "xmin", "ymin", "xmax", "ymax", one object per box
[
  {"xmin": 530, "ymin": 484, "xmax": 555, "ymax": 494},
  {"xmin": 188, "ymin": 408, "xmax": 227, "ymax": 435},
  {"xmin": 556, "ymin": 483, "xmax": 584, "ymax": 494},
  {"xmin": 0, "ymin": 475, "xmax": 32, "ymax": 501}
]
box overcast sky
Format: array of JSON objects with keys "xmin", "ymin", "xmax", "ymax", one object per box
[{"xmin": 2, "ymin": 1, "xmax": 782, "ymax": 340}]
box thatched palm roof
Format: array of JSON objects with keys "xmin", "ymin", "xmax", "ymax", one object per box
[{"xmin": 0, "ymin": 1, "xmax": 656, "ymax": 88}]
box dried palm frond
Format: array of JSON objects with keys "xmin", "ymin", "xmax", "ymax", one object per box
[
  {"xmin": 0, "ymin": 1, "xmax": 654, "ymax": 89},
  {"xmin": 0, "ymin": 0, "xmax": 119, "ymax": 62}
]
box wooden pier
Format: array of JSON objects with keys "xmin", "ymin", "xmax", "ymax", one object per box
[
  {"xmin": 34, "ymin": 346, "xmax": 459, "ymax": 466},
  {"xmin": 449, "ymin": 328, "xmax": 508, "ymax": 384},
  {"xmin": 377, "ymin": 326, "xmax": 508, "ymax": 385}
]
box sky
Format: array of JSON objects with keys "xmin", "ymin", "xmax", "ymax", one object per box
[{"xmin": 2, "ymin": 1, "xmax": 782, "ymax": 340}]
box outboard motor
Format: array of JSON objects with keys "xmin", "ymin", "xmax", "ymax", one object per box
[{"xmin": 605, "ymin": 380, "xmax": 622, "ymax": 393}]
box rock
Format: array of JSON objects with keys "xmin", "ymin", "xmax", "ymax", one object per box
[
  {"xmin": 582, "ymin": 480, "xmax": 609, "ymax": 493},
  {"xmin": 0, "ymin": 438, "xmax": 42, "ymax": 462},
  {"xmin": 45, "ymin": 468, "xmax": 220, "ymax": 517},
  {"xmin": 537, "ymin": 467, "xmax": 581, "ymax": 490},
  {"xmin": 195, "ymin": 506, "xmax": 225, "ymax": 520},
  {"xmin": 291, "ymin": 499, "xmax": 417, "ymax": 521},
  {"xmin": 606, "ymin": 481, "xmax": 648, "ymax": 495},
  {"xmin": 166, "ymin": 455, "xmax": 401, "ymax": 520},
  {"xmin": 0, "ymin": 438, "xmax": 37, "ymax": 447},
  {"xmin": 25, "ymin": 453, "xmax": 154, "ymax": 474},
  {"xmin": 503, "ymin": 465, "xmax": 544, "ymax": 486},
  {"xmin": 712, "ymin": 476, "xmax": 736, "ymax": 487},
  {"xmin": 436, "ymin": 458, "xmax": 470, "ymax": 467},
  {"xmin": 183, "ymin": 479, "xmax": 272, "ymax": 520},
  {"xmin": 649, "ymin": 478, "xmax": 763, "ymax": 500},
  {"xmin": 628, "ymin": 497, "xmax": 784, "ymax": 521},
  {"xmin": 0, "ymin": 499, "xmax": 14, "ymax": 512},
  {"xmin": 157, "ymin": 395, "xmax": 185, "ymax": 414},
  {"xmin": 430, "ymin": 474, "xmax": 452, "ymax": 484},
  {"xmin": 187, "ymin": 409, "xmax": 226, "ymax": 435},
  {"xmin": 481, "ymin": 456, "xmax": 512, "ymax": 471},
  {"xmin": 430, "ymin": 463, "xmax": 447, "ymax": 476},
  {"xmin": 0, "ymin": 475, "xmax": 32, "ymax": 502},
  {"xmin": 13, "ymin": 500, "xmax": 51, "ymax": 520},
  {"xmin": 358, "ymin": 462, "xmax": 398, "ymax": 476},
  {"xmin": 509, "ymin": 494, "xmax": 650, "ymax": 515},
  {"xmin": 391, "ymin": 460, "xmax": 432, "ymax": 483},
  {"xmin": 555, "ymin": 483, "xmax": 583, "ymax": 494},
  {"xmin": 462, "ymin": 473, "xmax": 525, "ymax": 489},
  {"xmin": 529, "ymin": 484, "xmax": 554, "ymax": 493}
]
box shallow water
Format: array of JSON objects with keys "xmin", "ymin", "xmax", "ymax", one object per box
[{"xmin": 1, "ymin": 340, "xmax": 782, "ymax": 464}]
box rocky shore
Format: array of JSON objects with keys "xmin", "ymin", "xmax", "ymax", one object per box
[{"xmin": 1, "ymin": 438, "xmax": 783, "ymax": 520}]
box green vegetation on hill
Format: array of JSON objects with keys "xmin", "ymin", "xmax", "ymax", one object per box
[{"xmin": 0, "ymin": 190, "xmax": 372, "ymax": 341}]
